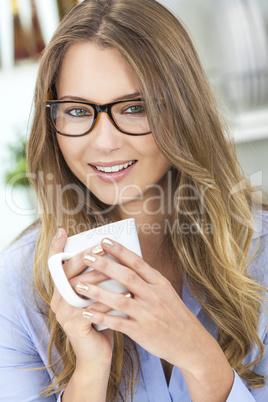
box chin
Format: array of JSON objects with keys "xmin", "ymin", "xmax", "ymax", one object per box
[{"xmin": 92, "ymin": 190, "xmax": 143, "ymax": 208}]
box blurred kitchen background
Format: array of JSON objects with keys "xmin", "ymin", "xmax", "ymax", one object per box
[{"xmin": 0, "ymin": 0, "xmax": 268, "ymax": 251}]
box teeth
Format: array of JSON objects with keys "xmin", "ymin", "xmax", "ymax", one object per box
[{"xmin": 95, "ymin": 160, "xmax": 135, "ymax": 173}]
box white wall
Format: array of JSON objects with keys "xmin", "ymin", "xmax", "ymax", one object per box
[{"xmin": 0, "ymin": 63, "xmax": 39, "ymax": 252}]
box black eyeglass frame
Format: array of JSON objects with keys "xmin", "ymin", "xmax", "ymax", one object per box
[{"xmin": 46, "ymin": 98, "xmax": 153, "ymax": 137}]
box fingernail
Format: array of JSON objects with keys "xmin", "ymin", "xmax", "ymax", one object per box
[
  {"xmin": 76, "ymin": 282, "xmax": 88, "ymax": 292},
  {"xmin": 102, "ymin": 238, "xmax": 113, "ymax": 247},
  {"xmin": 91, "ymin": 244, "xmax": 104, "ymax": 255},
  {"xmin": 54, "ymin": 229, "xmax": 62, "ymax": 239},
  {"xmin": 84, "ymin": 254, "xmax": 96, "ymax": 263},
  {"xmin": 82, "ymin": 310, "xmax": 93, "ymax": 318},
  {"xmin": 125, "ymin": 292, "xmax": 132, "ymax": 298}
]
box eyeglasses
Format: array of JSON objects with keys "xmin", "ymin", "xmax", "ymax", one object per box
[{"xmin": 46, "ymin": 98, "xmax": 156, "ymax": 137}]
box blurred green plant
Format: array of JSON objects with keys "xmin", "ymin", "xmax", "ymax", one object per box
[{"xmin": 4, "ymin": 136, "xmax": 30, "ymax": 187}]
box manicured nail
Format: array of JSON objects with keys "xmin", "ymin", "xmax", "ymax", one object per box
[
  {"xmin": 82, "ymin": 310, "xmax": 93, "ymax": 318},
  {"xmin": 91, "ymin": 244, "xmax": 104, "ymax": 255},
  {"xmin": 84, "ymin": 254, "xmax": 96, "ymax": 263},
  {"xmin": 125, "ymin": 292, "xmax": 132, "ymax": 298},
  {"xmin": 76, "ymin": 282, "xmax": 88, "ymax": 292},
  {"xmin": 102, "ymin": 238, "xmax": 113, "ymax": 247},
  {"xmin": 54, "ymin": 229, "xmax": 62, "ymax": 239}
]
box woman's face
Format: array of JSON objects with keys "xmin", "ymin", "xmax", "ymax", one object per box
[{"xmin": 56, "ymin": 43, "xmax": 170, "ymax": 209}]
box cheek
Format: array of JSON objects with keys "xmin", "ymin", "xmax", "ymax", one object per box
[
  {"xmin": 56, "ymin": 135, "xmax": 87, "ymax": 180},
  {"xmin": 57, "ymin": 136, "xmax": 81, "ymax": 163},
  {"xmin": 57, "ymin": 135, "xmax": 70, "ymax": 158},
  {"xmin": 139, "ymin": 136, "xmax": 170, "ymax": 167}
]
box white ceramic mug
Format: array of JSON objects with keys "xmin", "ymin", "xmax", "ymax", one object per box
[{"xmin": 48, "ymin": 218, "xmax": 142, "ymax": 330}]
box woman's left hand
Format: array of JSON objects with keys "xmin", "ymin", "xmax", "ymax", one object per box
[
  {"xmin": 75, "ymin": 238, "xmax": 230, "ymax": 377},
  {"xmin": 76, "ymin": 238, "xmax": 235, "ymax": 401}
]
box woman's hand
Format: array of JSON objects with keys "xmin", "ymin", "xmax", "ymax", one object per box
[
  {"xmin": 74, "ymin": 236, "xmax": 204, "ymax": 365},
  {"xmin": 48, "ymin": 229, "xmax": 114, "ymax": 371},
  {"xmin": 76, "ymin": 237, "xmax": 234, "ymax": 402}
]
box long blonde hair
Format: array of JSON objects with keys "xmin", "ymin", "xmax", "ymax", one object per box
[{"xmin": 28, "ymin": 0, "xmax": 267, "ymax": 399}]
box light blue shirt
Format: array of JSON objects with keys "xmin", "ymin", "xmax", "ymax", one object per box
[{"xmin": 0, "ymin": 212, "xmax": 268, "ymax": 401}]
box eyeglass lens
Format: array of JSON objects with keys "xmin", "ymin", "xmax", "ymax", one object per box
[{"xmin": 50, "ymin": 100, "xmax": 150, "ymax": 135}]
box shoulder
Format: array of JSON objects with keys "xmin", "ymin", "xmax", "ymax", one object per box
[
  {"xmin": 1, "ymin": 221, "xmax": 40, "ymax": 258},
  {"xmin": 0, "ymin": 223, "xmax": 53, "ymax": 385},
  {"xmin": 0, "ymin": 222, "xmax": 45, "ymax": 342},
  {"xmin": 0, "ymin": 222, "xmax": 40, "ymax": 292}
]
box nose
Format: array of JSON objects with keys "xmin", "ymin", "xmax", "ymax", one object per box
[{"xmin": 89, "ymin": 111, "xmax": 124, "ymax": 153}]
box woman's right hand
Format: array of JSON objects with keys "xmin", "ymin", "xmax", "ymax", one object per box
[{"xmin": 48, "ymin": 228, "xmax": 114, "ymax": 372}]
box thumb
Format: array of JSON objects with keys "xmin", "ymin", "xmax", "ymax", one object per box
[{"xmin": 48, "ymin": 228, "xmax": 68, "ymax": 258}]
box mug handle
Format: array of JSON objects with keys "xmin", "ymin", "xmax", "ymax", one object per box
[
  {"xmin": 48, "ymin": 251, "xmax": 94, "ymax": 308},
  {"xmin": 48, "ymin": 251, "xmax": 128, "ymax": 331}
]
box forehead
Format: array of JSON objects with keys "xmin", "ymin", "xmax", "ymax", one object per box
[{"xmin": 57, "ymin": 42, "xmax": 140, "ymax": 103}]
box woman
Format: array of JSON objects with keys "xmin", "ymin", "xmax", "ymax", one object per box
[{"xmin": 0, "ymin": 0, "xmax": 267, "ymax": 401}]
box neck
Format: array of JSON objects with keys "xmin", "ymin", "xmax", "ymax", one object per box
[
  {"xmin": 116, "ymin": 182, "xmax": 178, "ymax": 277},
  {"xmin": 112, "ymin": 172, "xmax": 183, "ymax": 294},
  {"xmin": 118, "ymin": 191, "xmax": 165, "ymax": 255},
  {"xmin": 115, "ymin": 190, "xmax": 183, "ymax": 297}
]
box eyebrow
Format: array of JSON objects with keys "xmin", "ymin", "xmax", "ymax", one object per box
[{"xmin": 59, "ymin": 92, "xmax": 141, "ymax": 102}]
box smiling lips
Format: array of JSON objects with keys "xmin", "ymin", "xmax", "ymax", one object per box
[{"xmin": 89, "ymin": 160, "xmax": 137, "ymax": 182}]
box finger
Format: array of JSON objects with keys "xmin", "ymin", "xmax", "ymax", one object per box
[
  {"xmin": 101, "ymin": 238, "xmax": 160, "ymax": 284},
  {"xmin": 48, "ymin": 228, "xmax": 87, "ymax": 283},
  {"xmin": 48, "ymin": 228, "xmax": 68, "ymax": 258},
  {"xmin": 83, "ymin": 253, "xmax": 149, "ymax": 296},
  {"xmin": 69, "ymin": 270, "xmax": 111, "ymax": 290},
  {"xmin": 76, "ymin": 282, "xmax": 140, "ymax": 319},
  {"xmin": 82, "ymin": 307, "xmax": 136, "ymax": 336},
  {"xmin": 51, "ymin": 282, "xmax": 113, "ymax": 317},
  {"xmin": 84, "ymin": 292, "xmax": 129, "ymax": 314},
  {"xmin": 63, "ymin": 244, "xmax": 105, "ymax": 280},
  {"xmin": 84, "ymin": 299, "xmax": 115, "ymax": 315}
]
